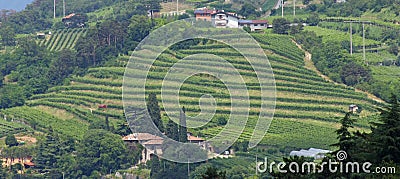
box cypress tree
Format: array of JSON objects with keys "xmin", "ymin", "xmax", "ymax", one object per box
[
  {"xmin": 147, "ymin": 93, "xmax": 164, "ymax": 133},
  {"xmin": 333, "ymin": 112, "xmax": 355, "ymax": 155},
  {"xmin": 166, "ymin": 119, "xmax": 179, "ymax": 141},
  {"xmin": 150, "ymin": 154, "xmax": 161, "ymax": 178},
  {"xmin": 370, "ymin": 95, "xmax": 400, "ymax": 163},
  {"xmin": 179, "ymin": 107, "xmax": 187, "ymax": 143}
]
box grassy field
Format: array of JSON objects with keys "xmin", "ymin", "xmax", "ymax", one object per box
[{"xmin": 4, "ymin": 32, "xmax": 383, "ymax": 150}]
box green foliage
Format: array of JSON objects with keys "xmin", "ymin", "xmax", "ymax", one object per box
[
  {"xmin": 179, "ymin": 107, "xmax": 188, "ymax": 143},
  {"xmin": 272, "ymin": 18, "xmax": 290, "ymax": 34},
  {"xmin": 5, "ymin": 134, "xmax": 18, "ymax": 147},
  {"xmin": 238, "ymin": 3, "xmax": 260, "ymax": 18},
  {"xmin": 0, "ymin": 84, "xmax": 26, "ymax": 109},
  {"xmin": 0, "ymin": 25, "xmax": 16, "ymax": 46},
  {"xmin": 147, "ymin": 93, "xmax": 165, "ymax": 133},
  {"xmin": 35, "ymin": 127, "xmax": 74, "ymax": 170},
  {"xmin": 166, "ymin": 119, "xmax": 179, "ymax": 141},
  {"xmin": 75, "ymin": 129, "xmax": 132, "ymax": 176}
]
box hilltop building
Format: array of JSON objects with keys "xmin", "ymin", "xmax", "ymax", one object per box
[
  {"xmin": 349, "ymin": 104, "xmax": 359, "ymax": 113},
  {"xmin": 194, "ymin": 8, "xmax": 269, "ymax": 31}
]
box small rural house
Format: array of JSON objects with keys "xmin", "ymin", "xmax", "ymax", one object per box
[
  {"xmin": 123, "ymin": 133, "xmax": 164, "ymax": 164},
  {"xmin": 194, "ymin": 8, "xmax": 269, "ymax": 31},
  {"xmin": 349, "ymin": 104, "xmax": 359, "ymax": 113},
  {"xmin": 211, "ymin": 10, "xmax": 241, "ymax": 28},
  {"xmin": 194, "ymin": 8, "xmax": 217, "ymax": 21},
  {"xmin": 238, "ymin": 20, "xmax": 269, "ymax": 31}
]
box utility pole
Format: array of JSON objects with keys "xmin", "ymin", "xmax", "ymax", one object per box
[
  {"xmin": 177, "ymin": 0, "xmax": 179, "ymax": 14},
  {"xmin": 293, "ymin": 0, "xmax": 295, "ymax": 17},
  {"xmin": 350, "ymin": 22, "xmax": 353, "ymax": 55},
  {"xmin": 53, "ymin": 0, "xmax": 56, "ymax": 19},
  {"xmin": 281, "ymin": 0, "xmax": 284, "ymax": 17},
  {"xmin": 344, "ymin": 20, "xmax": 370, "ymax": 61},
  {"xmin": 63, "ymin": 0, "xmax": 65, "ymax": 17},
  {"xmin": 362, "ymin": 22, "xmax": 366, "ymax": 64}
]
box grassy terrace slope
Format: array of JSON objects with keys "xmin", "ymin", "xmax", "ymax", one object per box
[
  {"xmin": 4, "ymin": 33, "xmax": 381, "ymax": 149},
  {"xmin": 39, "ymin": 29, "xmax": 87, "ymax": 51}
]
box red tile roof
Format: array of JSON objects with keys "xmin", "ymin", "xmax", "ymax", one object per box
[
  {"xmin": 188, "ymin": 135, "xmax": 205, "ymax": 141},
  {"xmin": 24, "ymin": 161, "xmax": 35, "ymax": 166},
  {"xmin": 63, "ymin": 13, "xmax": 75, "ymax": 19}
]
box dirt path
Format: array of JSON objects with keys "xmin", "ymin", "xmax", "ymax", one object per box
[{"xmin": 291, "ymin": 40, "xmax": 385, "ymax": 104}]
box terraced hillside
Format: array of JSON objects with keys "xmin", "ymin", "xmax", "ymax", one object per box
[
  {"xmin": 4, "ymin": 33, "xmax": 381, "ymax": 149},
  {"xmin": 0, "ymin": 115, "xmax": 31, "ymax": 137},
  {"xmin": 39, "ymin": 29, "xmax": 87, "ymax": 51}
]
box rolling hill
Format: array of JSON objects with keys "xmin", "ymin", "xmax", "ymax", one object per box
[{"xmin": 3, "ymin": 33, "xmax": 382, "ymax": 149}]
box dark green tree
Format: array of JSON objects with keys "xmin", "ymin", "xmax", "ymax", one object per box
[
  {"xmin": 128, "ymin": 15, "xmax": 153, "ymax": 42},
  {"xmin": 179, "ymin": 107, "xmax": 187, "ymax": 143},
  {"xmin": 48, "ymin": 49, "xmax": 77, "ymax": 85},
  {"xmin": 0, "ymin": 84, "xmax": 26, "ymax": 109},
  {"xmin": 306, "ymin": 13, "xmax": 320, "ymax": 26},
  {"xmin": 370, "ymin": 95, "xmax": 400, "ymax": 163},
  {"xmin": 332, "ymin": 112, "xmax": 356, "ymax": 160},
  {"xmin": 75, "ymin": 129, "xmax": 131, "ymax": 176},
  {"xmin": 0, "ymin": 25, "xmax": 16, "ymax": 46},
  {"xmin": 5, "ymin": 134, "xmax": 18, "ymax": 147},
  {"xmin": 35, "ymin": 127, "xmax": 62, "ymax": 170},
  {"xmin": 238, "ymin": 3, "xmax": 260, "ymax": 18},
  {"xmin": 147, "ymin": 93, "xmax": 164, "ymax": 133},
  {"xmin": 149, "ymin": 154, "xmax": 161, "ymax": 178},
  {"xmin": 202, "ymin": 166, "xmax": 227, "ymax": 179},
  {"xmin": 272, "ymin": 18, "xmax": 290, "ymax": 34},
  {"xmin": 166, "ymin": 119, "xmax": 179, "ymax": 141}
]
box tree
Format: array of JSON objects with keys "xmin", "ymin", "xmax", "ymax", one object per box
[
  {"xmin": 238, "ymin": 3, "xmax": 260, "ymax": 18},
  {"xmin": 389, "ymin": 43, "xmax": 399, "ymax": 56},
  {"xmin": 166, "ymin": 119, "xmax": 179, "ymax": 141},
  {"xmin": 0, "ymin": 25, "xmax": 16, "ymax": 46},
  {"xmin": 340, "ymin": 62, "xmax": 371, "ymax": 86},
  {"xmin": 370, "ymin": 95, "xmax": 400, "ymax": 163},
  {"xmin": 306, "ymin": 13, "xmax": 320, "ymax": 26},
  {"xmin": 289, "ymin": 24, "xmax": 303, "ymax": 35},
  {"xmin": 35, "ymin": 128, "xmax": 62, "ymax": 170},
  {"xmin": 179, "ymin": 107, "xmax": 187, "ymax": 143},
  {"xmin": 201, "ymin": 166, "xmax": 227, "ymax": 179},
  {"xmin": 332, "ymin": 112, "xmax": 356, "ymax": 160},
  {"xmin": 128, "ymin": 15, "xmax": 153, "ymax": 42},
  {"xmin": 48, "ymin": 49, "xmax": 77, "ymax": 85},
  {"xmin": 149, "ymin": 154, "xmax": 161, "ymax": 178},
  {"xmin": 147, "ymin": 93, "xmax": 164, "ymax": 133},
  {"xmin": 272, "ymin": 18, "xmax": 290, "ymax": 34},
  {"xmin": 0, "ymin": 84, "xmax": 26, "ymax": 109},
  {"xmin": 75, "ymin": 129, "xmax": 131, "ymax": 176},
  {"xmin": 5, "ymin": 134, "xmax": 18, "ymax": 147}
]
